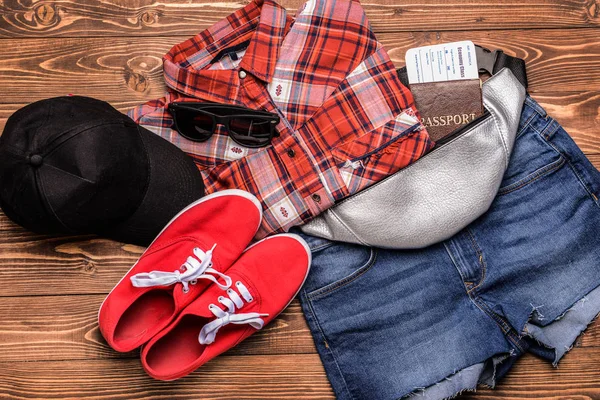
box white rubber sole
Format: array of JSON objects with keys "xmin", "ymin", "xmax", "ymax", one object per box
[{"xmin": 98, "ymin": 189, "xmax": 263, "ymax": 322}]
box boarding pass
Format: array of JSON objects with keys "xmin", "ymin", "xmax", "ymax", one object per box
[{"xmin": 405, "ymin": 41, "xmax": 479, "ymax": 84}]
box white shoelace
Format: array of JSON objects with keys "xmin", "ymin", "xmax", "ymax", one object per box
[
  {"xmin": 130, "ymin": 244, "xmax": 231, "ymax": 293},
  {"xmin": 199, "ymin": 281, "xmax": 269, "ymax": 345}
]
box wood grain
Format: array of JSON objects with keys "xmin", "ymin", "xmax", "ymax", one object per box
[
  {"xmin": 534, "ymin": 91, "xmax": 600, "ymax": 153},
  {"xmin": 0, "ymin": 289, "xmax": 598, "ymax": 363},
  {"xmin": 0, "ymin": 295, "xmax": 316, "ymax": 361},
  {"xmin": 0, "ymin": 0, "xmax": 599, "ymax": 39},
  {"xmin": 1, "ymin": 349, "xmax": 600, "ymax": 399},
  {"xmin": 0, "ymin": 92, "xmax": 598, "ymax": 155},
  {"xmin": 0, "ymin": 233, "xmax": 143, "ymax": 296},
  {"xmin": 0, "ymin": 0, "xmax": 599, "ymax": 398},
  {"xmin": 0, "ymin": 29, "xmax": 598, "ymax": 104},
  {"xmin": 0, "ymin": 146, "xmax": 598, "ymax": 296},
  {"xmin": 0, "ymin": 355, "xmax": 335, "ymax": 399},
  {"xmin": 462, "ymin": 349, "xmax": 600, "ymax": 399},
  {"xmin": 0, "ymin": 30, "xmax": 598, "ymax": 155}
]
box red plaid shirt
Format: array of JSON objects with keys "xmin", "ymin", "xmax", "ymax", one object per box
[{"xmin": 129, "ymin": 0, "xmax": 433, "ymax": 238}]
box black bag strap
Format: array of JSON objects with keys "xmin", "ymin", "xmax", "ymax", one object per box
[
  {"xmin": 492, "ymin": 50, "xmax": 528, "ymax": 88},
  {"xmin": 396, "ymin": 44, "xmax": 527, "ymax": 89}
]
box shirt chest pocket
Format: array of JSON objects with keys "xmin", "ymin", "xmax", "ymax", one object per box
[
  {"xmin": 331, "ymin": 110, "xmax": 433, "ymax": 195},
  {"xmin": 171, "ymin": 124, "xmax": 267, "ymax": 170}
]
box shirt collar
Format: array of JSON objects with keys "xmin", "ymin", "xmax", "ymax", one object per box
[
  {"xmin": 239, "ymin": 0, "xmax": 291, "ymax": 82},
  {"xmin": 162, "ymin": 0, "xmax": 292, "ymax": 101}
]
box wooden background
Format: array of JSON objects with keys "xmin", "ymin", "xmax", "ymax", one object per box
[{"xmin": 0, "ymin": 0, "xmax": 599, "ymax": 398}]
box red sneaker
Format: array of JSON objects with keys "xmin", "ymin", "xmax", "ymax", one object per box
[
  {"xmin": 99, "ymin": 189, "xmax": 262, "ymax": 352},
  {"xmin": 140, "ymin": 233, "xmax": 311, "ymax": 380}
]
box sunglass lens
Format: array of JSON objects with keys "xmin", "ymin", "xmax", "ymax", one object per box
[
  {"xmin": 229, "ymin": 118, "xmax": 273, "ymax": 147},
  {"xmin": 174, "ymin": 109, "xmax": 213, "ymax": 141}
]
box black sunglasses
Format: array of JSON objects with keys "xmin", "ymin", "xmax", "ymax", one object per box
[{"xmin": 168, "ymin": 102, "xmax": 280, "ymax": 148}]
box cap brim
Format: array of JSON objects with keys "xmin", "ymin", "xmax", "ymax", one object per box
[{"xmin": 108, "ymin": 125, "xmax": 204, "ymax": 246}]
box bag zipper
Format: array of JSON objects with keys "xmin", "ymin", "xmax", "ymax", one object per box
[
  {"xmin": 344, "ymin": 123, "xmax": 422, "ymax": 164},
  {"xmin": 330, "ymin": 108, "xmax": 493, "ymax": 208},
  {"xmin": 433, "ymin": 109, "xmax": 491, "ymax": 147}
]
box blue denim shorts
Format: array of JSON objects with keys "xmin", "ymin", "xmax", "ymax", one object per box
[{"xmin": 296, "ymin": 96, "xmax": 600, "ymax": 400}]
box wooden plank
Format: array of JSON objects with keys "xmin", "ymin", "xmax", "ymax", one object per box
[
  {"xmin": 463, "ymin": 350, "xmax": 600, "ymax": 399},
  {"xmin": 534, "ymin": 91, "xmax": 600, "ymax": 154},
  {"xmin": 1, "ymin": 349, "xmax": 600, "ymax": 399},
  {"xmin": 0, "ymin": 232, "xmax": 144, "ymax": 296},
  {"xmin": 1, "ymin": 289, "xmax": 597, "ymax": 362},
  {"xmin": 0, "ymin": 355, "xmax": 335, "ymax": 399},
  {"xmin": 0, "ymin": 29, "xmax": 600, "ymax": 99},
  {"xmin": 0, "ymin": 0, "xmax": 598, "ymax": 39},
  {"xmin": 0, "ymin": 145, "xmax": 598, "ymax": 299},
  {"xmin": 0, "ymin": 296, "xmax": 316, "ymax": 361},
  {"xmin": 380, "ymin": 29, "xmax": 600, "ymax": 95},
  {"xmin": 1, "ymin": 91, "xmax": 598, "ymax": 155},
  {"xmin": 0, "ymin": 30, "xmax": 598, "ymax": 106},
  {"xmin": 0, "ymin": 31, "xmax": 598, "ymax": 145}
]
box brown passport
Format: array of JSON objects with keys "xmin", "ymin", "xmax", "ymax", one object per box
[{"xmin": 410, "ymin": 79, "xmax": 483, "ymax": 142}]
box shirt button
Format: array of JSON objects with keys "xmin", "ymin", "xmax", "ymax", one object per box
[
  {"xmin": 239, "ymin": 70, "xmax": 247, "ymax": 79},
  {"xmin": 312, "ymin": 194, "xmax": 321, "ymax": 203},
  {"xmin": 287, "ymin": 149, "xmax": 296, "ymax": 158}
]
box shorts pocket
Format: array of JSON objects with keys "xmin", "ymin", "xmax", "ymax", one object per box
[
  {"xmin": 547, "ymin": 125, "xmax": 600, "ymax": 207},
  {"xmin": 497, "ymin": 123, "xmax": 564, "ymax": 195},
  {"xmin": 305, "ymin": 242, "xmax": 377, "ymax": 299},
  {"xmin": 332, "ymin": 110, "xmax": 432, "ymax": 195}
]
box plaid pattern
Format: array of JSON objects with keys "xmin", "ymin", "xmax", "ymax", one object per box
[{"xmin": 129, "ymin": 0, "xmax": 434, "ymax": 238}]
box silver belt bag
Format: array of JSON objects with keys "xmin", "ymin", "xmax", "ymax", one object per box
[{"xmin": 301, "ymin": 49, "xmax": 527, "ymax": 249}]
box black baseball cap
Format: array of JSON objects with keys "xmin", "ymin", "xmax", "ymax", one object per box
[{"xmin": 0, "ymin": 96, "xmax": 204, "ymax": 245}]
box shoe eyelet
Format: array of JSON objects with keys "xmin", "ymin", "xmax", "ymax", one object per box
[
  {"xmin": 191, "ymin": 280, "xmax": 197, "ymax": 285},
  {"xmin": 248, "ymin": 297, "xmax": 253, "ymax": 302},
  {"xmin": 218, "ymin": 296, "xmax": 225, "ymax": 302},
  {"xmin": 182, "ymin": 287, "xmax": 189, "ymax": 294},
  {"xmin": 194, "ymin": 247, "xmax": 199, "ymax": 252}
]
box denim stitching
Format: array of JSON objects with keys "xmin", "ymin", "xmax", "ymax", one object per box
[
  {"xmin": 564, "ymin": 155, "xmax": 600, "ymax": 208},
  {"xmin": 544, "ymin": 138, "xmax": 600, "ymax": 208},
  {"xmin": 524, "ymin": 97, "xmax": 548, "ymax": 119},
  {"xmin": 530, "ymin": 114, "xmax": 556, "ymax": 140},
  {"xmin": 445, "ymin": 241, "xmax": 526, "ymax": 353},
  {"xmin": 536, "ymin": 119, "xmax": 599, "ymax": 206},
  {"xmin": 302, "ymin": 290, "xmax": 355, "ymax": 400},
  {"xmin": 307, "ymin": 248, "xmax": 378, "ymax": 299},
  {"xmin": 515, "ymin": 115, "xmax": 536, "ymax": 139},
  {"xmin": 309, "ymin": 241, "xmax": 337, "ymax": 253},
  {"xmin": 465, "ymin": 229, "xmax": 487, "ymax": 293},
  {"xmin": 443, "ymin": 241, "xmax": 469, "ymax": 287},
  {"xmin": 497, "ymin": 157, "xmax": 566, "ymax": 196},
  {"xmin": 515, "ymin": 107, "xmax": 540, "ymax": 139},
  {"xmin": 473, "ymin": 297, "xmax": 527, "ymax": 353},
  {"xmin": 516, "ymin": 98, "xmax": 549, "ymax": 139}
]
